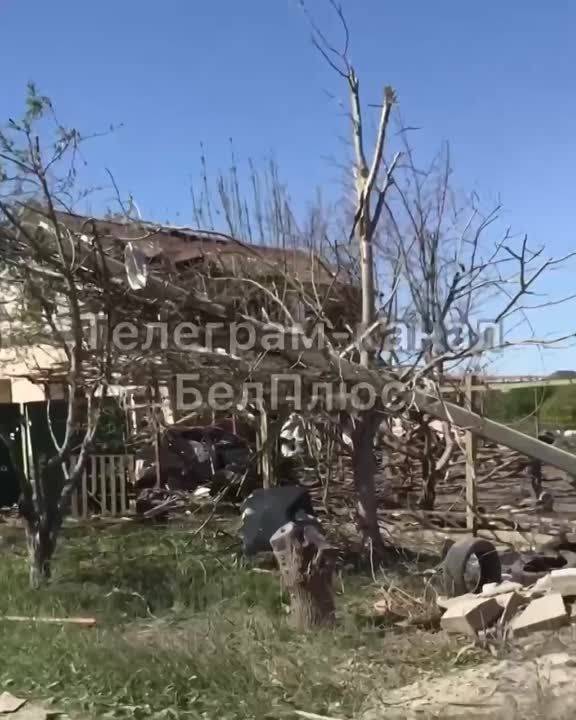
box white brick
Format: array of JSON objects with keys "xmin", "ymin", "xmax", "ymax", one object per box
[
  {"xmin": 510, "ymin": 593, "xmax": 567, "ymax": 636},
  {"xmin": 549, "ymin": 568, "xmax": 576, "ymax": 597},
  {"xmin": 441, "ymin": 597, "xmax": 502, "ymax": 636}
]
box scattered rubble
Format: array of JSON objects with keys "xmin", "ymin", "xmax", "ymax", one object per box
[
  {"xmin": 362, "ymin": 651, "xmax": 576, "ymax": 719},
  {"xmin": 436, "ymin": 535, "xmax": 576, "ymax": 642},
  {"xmin": 439, "ymin": 571, "xmax": 576, "ymax": 641}
]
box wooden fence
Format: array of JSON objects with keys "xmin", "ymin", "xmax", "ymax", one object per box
[{"xmin": 69, "ymin": 454, "xmax": 135, "ymax": 519}]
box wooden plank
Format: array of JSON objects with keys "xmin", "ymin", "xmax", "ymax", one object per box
[
  {"xmin": 414, "ymin": 391, "xmax": 576, "ymax": 475},
  {"xmin": 255, "ymin": 418, "xmax": 262, "ymax": 480},
  {"xmin": 110, "ymin": 456, "xmax": 117, "ymax": 516},
  {"xmin": 127, "ymin": 454, "xmax": 135, "ymax": 484},
  {"xmin": 119, "ymin": 455, "xmax": 127, "ymax": 513},
  {"xmin": 91, "ymin": 455, "xmax": 97, "ymax": 513},
  {"xmin": 441, "ymin": 377, "xmax": 576, "ymax": 394},
  {"xmin": 154, "ymin": 432, "xmax": 161, "ymax": 489},
  {"xmin": 158, "ymin": 384, "xmax": 174, "ymax": 425},
  {"xmin": 259, "ymin": 408, "xmax": 270, "ymax": 488}
]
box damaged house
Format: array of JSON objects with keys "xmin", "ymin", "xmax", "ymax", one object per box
[{"xmin": 0, "ymin": 209, "xmax": 359, "ymax": 511}]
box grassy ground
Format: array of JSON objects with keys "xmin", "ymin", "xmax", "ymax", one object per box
[{"xmin": 0, "ymin": 519, "xmax": 479, "ymax": 720}]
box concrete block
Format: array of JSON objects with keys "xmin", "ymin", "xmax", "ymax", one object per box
[
  {"xmin": 441, "ymin": 597, "xmax": 502, "ymax": 636},
  {"xmin": 510, "ymin": 593, "xmax": 568, "ymax": 636},
  {"xmin": 436, "ymin": 593, "xmax": 476, "ymax": 610},
  {"xmin": 549, "ymin": 568, "xmax": 576, "ymax": 597}
]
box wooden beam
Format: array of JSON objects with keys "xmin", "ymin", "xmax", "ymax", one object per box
[
  {"xmin": 441, "ymin": 377, "xmax": 576, "ymax": 394},
  {"xmin": 465, "ymin": 374, "xmax": 478, "ymax": 534},
  {"xmin": 414, "ymin": 392, "xmax": 576, "ymax": 475},
  {"xmin": 259, "ymin": 407, "xmax": 271, "ymax": 488}
]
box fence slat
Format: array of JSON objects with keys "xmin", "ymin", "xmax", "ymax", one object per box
[
  {"xmin": 100, "ymin": 456, "xmax": 108, "ymax": 515},
  {"xmin": 111, "ymin": 456, "xmax": 117, "ymax": 516},
  {"xmin": 119, "ymin": 455, "xmax": 127, "ymax": 513},
  {"xmin": 67, "ymin": 454, "xmax": 134, "ymax": 518},
  {"xmin": 91, "ymin": 455, "xmax": 97, "ymax": 513}
]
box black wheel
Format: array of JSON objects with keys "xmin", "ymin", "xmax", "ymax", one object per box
[
  {"xmin": 510, "ymin": 553, "xmax": 568, "ymax": 586},
  {"xmin": 443, "ymin": 538, "xmax": 502, "ymax": 596}
]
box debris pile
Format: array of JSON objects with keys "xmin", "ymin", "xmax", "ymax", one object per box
[
  {"xmin": 438, "ymin": 562, "xmax": 576, "ymax": 639},
  {"xmin": 135, "ymin": 486, "xmax": 215, "ymax": 518}
]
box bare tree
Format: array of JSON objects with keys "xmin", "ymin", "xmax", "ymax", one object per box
[
  {"xmin": 298, "ymin": 0, "xmax": 406, "ymax": 556},
  {"xmin": 378, "ymin": 134, "xmax": 576, "ymax": 507},
  {"xmin": 0, "ymin": 86, "xmax": 114, "ymax": 586}
]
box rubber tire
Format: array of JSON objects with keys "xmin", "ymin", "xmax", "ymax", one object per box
[
  {"xmin": 240, "ymin": 486, "xmax": 315, "ymax": 556},
  {"xmin": 443, "ymin": 537, "xmax": 502, "ymax": 597},
  {"xmin": 510, "ymin": 553, "xmax": 568, "ymax": 586}
]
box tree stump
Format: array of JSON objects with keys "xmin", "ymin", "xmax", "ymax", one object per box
[{"xmin": 270, "ymin": 519, "xmax": 337, "ymax": 631}]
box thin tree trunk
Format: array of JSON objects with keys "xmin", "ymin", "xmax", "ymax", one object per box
[
  {"xmin": 419, "ymin": 423, "xmax": 438, "ymax": 510},
  {"xmin": 25, "ymin": 513, "xmax": 60, "ymax": 589},
  {"xmin": 350, "ymin": 412, "xmax": 386, "ymax": 558},
  {"xmin": 359, "ymin": 229, "xmax": 375, "ymax": 367}
]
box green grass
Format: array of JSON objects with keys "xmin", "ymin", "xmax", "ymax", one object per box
[{"xmin": 0, "ymin": 521, "xmax": 472, "ymax": 720}]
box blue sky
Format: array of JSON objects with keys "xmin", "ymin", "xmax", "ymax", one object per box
[{"xmin": 2, "ymin": 0, "xmax": 576, "ymax": 374}]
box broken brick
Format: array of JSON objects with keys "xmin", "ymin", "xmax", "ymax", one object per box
[
  {"xmin": 549, "ymin": 568, "xmax": 576, "ymax": 597},
  {"xmin": 441, "ymin": 597, "xmax": 502, "ymax": 636},
  {"xmin": 510, "ymin": 593, "xmax": 568, "ymax": 636}
]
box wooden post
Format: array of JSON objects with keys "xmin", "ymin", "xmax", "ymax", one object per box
[
  {"xmin": 270, "ymin": 520, "xmax": 337, "ymax": 630},
  {"xmin": 110, "ymin": 456, "xmax": 118, "ymax": 516},
  {"xmin": 119, "ymin": 455, "xmax": 127, "ymax": 514},
  {"xmin": 127, "ymin": 392, "xmax": 138, "ymax": 435},
  {"xmin": 259, "ymin": 407, "xmax": 271, "ymax": 488},
  {"xmin": 159, "ymin": 384, "xmax": 174, "ymax": 426},
  {"xmin": 465, "ymin": 374, "xmax": 479, "ymax": 534},
  {"xmin": 149, "ymin": 384, "xmax": 162, "ymax": 490},
  {"xmin": 153, "ymin": 430, "xmax": 161, "ymax": 490}
]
